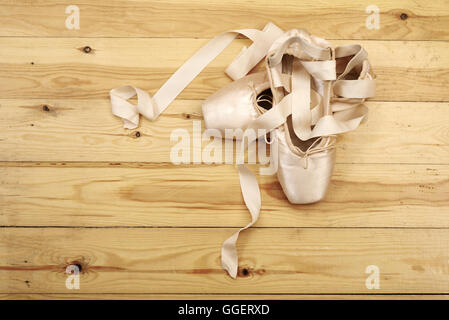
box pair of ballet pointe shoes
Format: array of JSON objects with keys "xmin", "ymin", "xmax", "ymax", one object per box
[
  {"xmin": 110, "ymin": 23, "xmax": 375, "ymax": 278},
  {"xmin": 203, "ymin": 29, "xmax": 375, "ymax": 204}
]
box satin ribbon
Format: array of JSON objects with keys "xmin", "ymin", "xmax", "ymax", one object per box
[
  {"xmin": 221, "ymin": 164, "xmax": 261, "ymax": 278},
  {"xmin": 110, "ymin": 23, "xmax": 283, "ymax": 129}
]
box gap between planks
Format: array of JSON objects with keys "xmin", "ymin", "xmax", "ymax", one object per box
[
  {"xmin": 3, "ymin": 293, "xmax": 449, "ymax": 300},
  {"xmin": 2, "ymin": 161, "xmax": 449, "ymax": 167}
]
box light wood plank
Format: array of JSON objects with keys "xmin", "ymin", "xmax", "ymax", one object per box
[
  {"xmin": 1, "ymin": 228, "xmax": 449, "ymax": 293},
  {"xmin": 0, "ymin": 38, "xmax": 448, "ymax": 101},
  {"xmin": 0, "ymin": 0, "xmax": 448, "ymax": 300},
  {"xmin": 0, "ymin": 0, "xmax": 448, "ymax": 40},
  {"xmin": 0, "ymin": 99, "xmax": 448, "ymax": 164},
  {"xmin": 1, "ymin": 163, "xmax": 448, "ymax": 227}
]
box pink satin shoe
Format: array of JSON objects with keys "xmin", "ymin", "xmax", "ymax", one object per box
[
  {"xmin": 265, "ymin": 29, "xmax": 337, "ymax": 204},
  {"xmin": 272, "ymin": 40, "xmax": 375, "ymax": 204},
  {"xmin": 275, "ymin": 122, "xmax": 337, "ymax": 204},
  {"xmin": 202, "ymin": 72, "xmax": 270, "ymax": 135}
]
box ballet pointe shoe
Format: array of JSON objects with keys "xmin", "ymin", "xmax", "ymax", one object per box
[
  {"xmin": 201, "ymin": 72, "xmax": 270, "ymax": 136},
  {"xmin": 275, "ymin": 120, "xmax": 336, "ymax": 204},
  {"xmin": 273, "ymin": 42, "xmax": 375, "ymax": 204},
  {"xmin": 264, "ymin": 29, "xmax": 337, "ymax": 204}
]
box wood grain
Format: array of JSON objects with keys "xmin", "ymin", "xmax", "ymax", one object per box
[
  {"xmin": 0, "ymin": 0, "xmax": 448, "ymax": 40},
  {"xmin": 1, "ymin": 228, "xmax": 449, "ymax": 293},
  {"xmin": 1, "ymin": 163, "xmax": 448, "ymax": 227},
  {"xmin": 3, "ymin": 293, "xmax": 449, "ymax": 300},
  {"xmin": 1, "ymin": 0, "xmax": 449, "ymax": 300},
  {"xmin": 0, "ymin": 38, "xmax": 448, "ymax": 101},
  {"xmin": 1, "ymin": 98, "xmax": 448, "ymax": 164}
]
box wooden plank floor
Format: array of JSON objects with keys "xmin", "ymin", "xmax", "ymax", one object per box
[{"xmin": 1, "ymin": 0, "xmax": 449, "ymax": 300}]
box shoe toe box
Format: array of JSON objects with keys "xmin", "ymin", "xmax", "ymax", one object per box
[
  {"xmin": 277, "ymin": 137, "xmax": 336, "ymax": 204},
  {"xmin": 202, "ymin": 73, "xmax": 268, "ymax": 135}
]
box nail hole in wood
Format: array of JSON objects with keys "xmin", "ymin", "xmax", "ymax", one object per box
[
  {"xmin": 42, "ymin": 105, "xmax": 50, "ymax": 112},
  {"xmin": 242, "ymin": 268, "xmax": 249, "ymax": 276},
  {"xmin": 75, "ymin": 263, "xmax": 83, "ymax": 272},
  {"xmin": 400, "ymin": 13, "xmax": 408, "ymax": 20},
  {"xmin": 83, "ymin": 46, "xmax": 92, "ymax": 54},
  {"xmin": 135, "ymin": 131, "xmax": 141, "ymax": 138}
]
